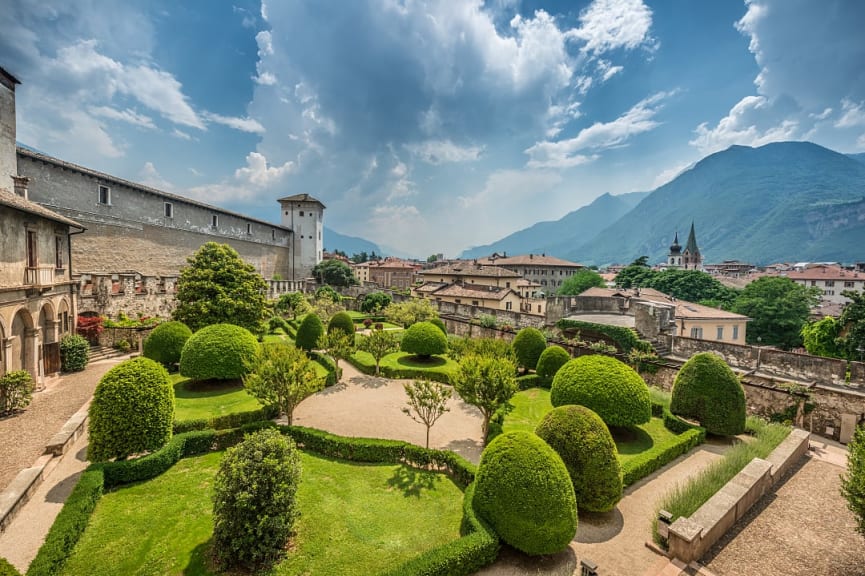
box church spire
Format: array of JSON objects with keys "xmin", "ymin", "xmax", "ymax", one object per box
[{"xmin": 684, "ymin": 221, "xmax": 699, "ymax": 254}]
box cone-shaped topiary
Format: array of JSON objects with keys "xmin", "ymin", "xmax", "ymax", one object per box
[
  {"xmin": 296, "ymin": 314, "xmax": 325, "ymax": 351},
  {"xmin": 550, "ymin": 355, "xmax": 651, "ymax": 427},
  {"xmin": 512, "ymin": 327, "xmax": 547, "ymax": 372},
  {"xmin": 536, "ymin": 345, "xmax": 570, "ymax": 382},
  {"xmin": 88, "ymin": 357, "xmax": 174, "ymax": 461},
  {"xmin": 671, "ymin": 352, "xmax": 746, "ymax": 436},
  {"xmin": 179, "ymin": 323, "xmax": 259, "ymax": 381},
  {"xmin": 536, "ymin": 405, "xmax": 623, "ymax": 512},
  {"xmin": 143, "ymin": 321, "xmax": 192, "ymax": 368},
  {"xmin": 327, "ymin": 311, "xmax": 355, "ymax": 338},
  {"xmin": 400, "ymin": 321, "xmax": 448, "ymax": 360},
  {"xmin": 473, "ymin": 431, "xmax": 577, "ymax": 555}
]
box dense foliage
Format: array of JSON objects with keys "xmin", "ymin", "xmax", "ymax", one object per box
[
  {"xmin": 454, "ymin": 354, "xmax": 517, "ymax": 439},
  {"xmin": 243, "ymin": 343, "xmax": 322, "ymax": 425},
  {"xmin": 296, "ymin": 314, "xmax": 325, "ymax": 351},
  {"xmin": 839, "ymin": 290, "xmax": 865, "ymax": 361},
  {"xmin": 385, "ymin": 298, "xmax": 439, "ymax": 327},
  {"xmin": 179, "ymin": 323, "xmax": 259, "ymax": 381},
  {"xmin": 801, "ymin": 316, "xmax": 843, "ymax": 358},
  {"xmin": 0, "ymin": 558, "xmax": 19, "ymax": 576},
  {"xmin": 401, "ymin": 321, "xmax": 448, "ymax": 359},
  {"xmin": 557, "ymin": 268, "xmax": 606, "ymax": 295},
  {"xmin": 430, "ymin": 317, "xmax": 447, "ymax": 335},
  {"xmin": 88, "ymin": 357, "xmax": 174, "ymax": 461},
  {"xmin": 512, "ymin": 327, "xmax": 547, "ymax": 372},
  {"xmin": 447, "ymin": 337, "xmax": 515, "ymax": 363},
  {"xmin": 172, "ymin": 242, "xmax": 268, "ymax": 334},
  {"xmin": 143, "ymin": 321, "xmax": 192, "ymax": 367},
  {"xmin": 670, "ymin": 353, "xmax": 746, "ymax": 436},
  {"xmin": 473, "ymin": 431, "xmax": 577, "ymax": 555},
  {"xmin": 842, "ymin": 424, "xmax": 865, "ymax": 537},
  {"xmin": 535, "ymin": 345, "xmax": 570, "ymax": 382},
  {"xmin": 614, "ymin": 264, "xmax": 738, "ymax": 307},
  {"xmin": 551, "ymin": 355, "xmax": 651, "ymax": 427},
  {"xmin": 59, "ymin": 334, "xmax": 90, "ymax": 372},
  {"xmin": 312, "ymin": 259, "xmax": 356, "ymax": 286},
  {"xmin": 212, "ymin": 429, "xmax": 302, "ymax": 568},
  {"xmin": 732, "ymin": 276, "xmax": 820, "ymax": 349},
  {"xmin": 314, "ymin": 284, "xmax": 341, "ymax": 303},
  {"xmin": 75, "ymin": 315, "xmax": 103, "ymax": 344},
  {"xmin": 275, "ymin": 292, "xmax": 309, "ymax": 319},
  {"xmin": 556, "ymin": 318, "xmax": 653, "ymax": 353},
  {"xmin": 360, "ymin": 291, "xmax": 392, "ymax": 314},
  {"xmin": 536, "ymin": 405, "xmax": 623, "ymax": 512},
  {"xmin": 327, "ymin": 311, "xmax": 356, "ymax": 338},
  {"xmin": 0, "ymin": 370, "xmax": 33, "ymax": 414}
]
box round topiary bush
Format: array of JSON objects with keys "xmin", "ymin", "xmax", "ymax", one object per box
[
  {"xmin": 295, "ymin": 314, "xmax": 325, "ymax": 351},
  {"xmin": 430, "ymin": 317, "xmax": 447, "ymax": 336},
  {"xmin": 671, "ymin": 352, "xmax": 746, "ymax": 436},
  {"xmin": 143, "ymin": 321, "xmax": 192, "ymax": 368},
  {"xmin": 512, "ymin": 327, "xmax": 547, "ymax": 372},
  {"xmin": 88, "ymin": 357, "xmax": 174, "ymax": 461},
  {"xmin": 179, "ymin": 323, "xmax": 259, "ymax": 381},
  {"xmin": 536, "ymin": 345, "xmax": 570, "ymax": 382},
  {"xmin": 536, "ymin": 405, "xmax": 623, "ymax": 512},
  {"xmin": 327, "ymin": 311, "xmax": 355, "ymax": 338},
  {"xmin": 59, "ymin": 334, "xmax": 89, "ymax": 372},
  {"xmin": 212, "ymin": 428, "xmax": 302, "ymax": 568},
  {"xmin": 473, "ymin": 431, "xmax": 577, "ymax": 555},
  {"xmin": 400, "ymin": 321, "xmax": 448, "ymax": 360},
  {"xmin": 550, "ymin": 355, "xmax": 651, "ymax": 427}
]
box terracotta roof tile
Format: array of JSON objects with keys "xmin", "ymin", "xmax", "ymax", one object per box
[
  {"xmin": 0, "ymin": 188, "xmax": 84, "ymax": 229},
  {"xmin": 419, "ymin": 263, "xmax": 522, "ymax": 278}
]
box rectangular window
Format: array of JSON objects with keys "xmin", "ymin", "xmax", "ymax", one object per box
[
  {"xmin": 299, "ymin": 211, "xmax": 304, "ymax": 217},
  {"xmin": 271, "ymin": 229, "xmax": 276, "ymax": 240},
  {"xmin": 98, "ymin": 184, "xmax": 111, "ymax": 205},
  {"xmin": 690, "ymin": 327, "xmax": 703, "ymax": 339},
  {"xmin": 811, "ymin": 280, "xmax": 817, "ymax": 286},
  {"xmin": 733, "ymin": 325, "xmax": 739, "ymax": 340},
  {"xmin": 26, "ymin": 229, "xmax": 37, "ymax": 268},
  {"xmin": 164, "ymin": 202, "xmax": 173, "ymax": 218},
  {"xmin": 506, "ymin": 282, "xmax": 511, "ymax": 288},
  {"xmin": 247, "ymin": 223, "xmax": 252, "ymax": 235},
  {"xmin": 845, "ymin": 281, "xmax": 855, "ymax": 288},
  {"xmin": 55, "ymin": 236, "xmax": 64, "ymax": 269},
  {"xmin": 472, "ymin": 300, "xmax": 479, "ymax": 306},
  {"xmin": 455, "ymin": 299, "xmax": 461, "ymax": 304},
  {"xmin": 211, "ymin": 214, "xmax": 218, "ymax": 228},
  {"xmin": 716, "ymin": 326, "xmax": 724, "ymax": 340},
  {"xmin": 505, "ymin": 301, "xmax": 512, "ymax": 311},
  {"xmin": 825, "ymin": 280, "xmax": 835, "ymax": 287},
  {"xmin": 538, "ymin": 304, "xmax": 541, "ymax": 313}
]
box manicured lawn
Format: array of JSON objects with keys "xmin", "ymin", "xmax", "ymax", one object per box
[
  {"xmin": 173, "ymin": 375, "xmax": 263, "ymax": 422},
  {"xmin": 350, "ymin": 350, "xmax": 460, "ymax": 382},
  {"xmin": 60, "ymin": 450, "xmax": 464, "ymax": 576}
]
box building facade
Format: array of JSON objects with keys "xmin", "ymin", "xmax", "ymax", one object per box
[
  {"xmin": 786, "ymin": 264, "xmax": 865, "ymax": 306},
  {"xmin": 367, "ymin": 260, "xmax": 416, "ymax": 290},
  {"xmin": 280, "ymin": 194, "xmax": 325, "ymax": 281},
  {"xmin": 477, "ymin": 253, "xmax": 584, "ymax": 291}
]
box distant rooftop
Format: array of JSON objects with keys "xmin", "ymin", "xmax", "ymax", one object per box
[
  {"xmin": 278, "ymin": 193, "xmax": 326, "ymax": 208},
  {"xmin": 420, "ymin": 263, "xmax": 522, "ymax": 278},
  {"xmin": 477, "ymin": 254, "xmax": 584, "ymax": 267},
  {"xmin": 430, "ymin": 283, "xmax": 514, "ymax": 301},
  {"xmin": 579, "ymin": 286, "xmax": 749, "ymax": 321}
]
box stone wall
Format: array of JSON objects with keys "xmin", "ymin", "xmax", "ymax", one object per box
[{"xmin": 433, "ymin": 300, "xmax": 546, "ymax": 330}]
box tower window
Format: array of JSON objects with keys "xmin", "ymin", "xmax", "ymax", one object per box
[
  {"xmin": 98, "ymin": 185, "xmax": 111, "ymax": 205},
  {"xmin": 271, "ymin": 229, "xmax": 276, "ymax": 240},
  {"xmin": 164, "ymin": 202, "xmax": 173, "ymax": 218},
  {"xmin": 299, "ymin": 211, "xmax": 304, "ymax": 217},
  {"xmin": 247, "ymin": 223, "xmax": 252, "ymax": 235},
  {"xmin": 211, "ymin": 214, "xmax": 218, "ymax": 228}
]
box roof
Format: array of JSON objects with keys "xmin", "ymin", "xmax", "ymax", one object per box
[
  {"xmin": 277, "ymin": 193, "xmax": 326, "ymax": 208},
  {"xmin": 17, "ymin": 147, "xmax": 292, "ymax": 232},
  {"xmin": 429, "ymin": 283, "xmax": 516, "ymax": 301},
  {"xmin": 0, "ymin": 66, "xmax": 20, "ymax": 91},
  {"xmin": 419, "ymin": 263, "xmax": 522, "ymax": 278},
  {"xmin": 369, "ymin": 260, "xmax": 416, "ymax": 270},
  {"xmin": 477, "ymin": 254, "xmax": 584, "ymax": 267},
  {"xmin": 0, "ymin": 188, "xmax": 84, "ymax": 229},
  {"xmin": 785, "ymin": 265, "xmax": 864, "ymax": 282},
  {"xmin": 578, "ymin": 286, "xmax": 749, "ymax": 321},
  {"xmin": 515, "ymin": 278, "xmax": 542, "ymax": 287},
  {"xmin": 415, "ymin": 282, "xmax": 447, "ymax": 293},
  {"xmin": 683, "ymin": 222, "xmax": 700, "ymax": 254}
]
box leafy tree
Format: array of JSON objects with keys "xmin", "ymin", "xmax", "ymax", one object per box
[
  {"xmin": 312, "ymin": 259, "xmax": 356, "ymax": 286},
  {"xmin": 402, "ymin": 380, "xmax": 452, "ymax": 448},
  {"xmin": 801, "ymin": 316, "xmax": 843, "ymax": 358},
  {"xmin": 453, "ymin": 354, "xmax": 517, "ymax": 440},
  {"xmin": 400, "ymin": 321, "xmax": 448, "ymax": 360},
  {"xmin": 733, "ymin": 276, "xmax": 820, "ymax": 349},
  {"xmin": 614, "ymin": 257, "xmax": 658, "ymax": 289},
  {"xmin": 295, "ymin": 314, "xmax": 325, "ymax": 351},
  {"xmin": 275, "ymin": 292, "xmax": 309, "ymax": 320},
  {"xmin": 841, "ymin": 424, "xmax": 865, "ymax": 537},
  {"xmin": 243, "ymin": 342, "xmax": 321, "ymax": 425},
  {"xmin": 309, "ymin": 294, "xmax": 344, "ymax": 324},
  {"xmin": 360, "ymin": 291, "xmax": 392, "ymax": 314},
  {"xmin": 173, "ymin": 242, "xmax": 268, "ymax": 334},
  {"xmin": 839, "ymin": 290, "xmax": 865, "ymax": 361},
  {"xmin": 426, "ymin": 254, "xmax": 439, "ymax": 263},
  {"xmin": 647, "ymin": 269, "xmax": 738, "ymax": 305},
  {"xmin": 384, "ymin": 298, "xmax": 439, "ymax": 327},
  {"xmin": 314, "ymin": 285, "xmax": 340, "ymax": 302},
  {"xmin": 557, "ymin": 269, "xmax": 606, "ymax": 295},
  {"xmin": 358, "ymin": 329, "xmax": 399, "ymax": 375},
  {"xmin": 317, "ymin": 330, "xmax": 354, "ymax": 371}
]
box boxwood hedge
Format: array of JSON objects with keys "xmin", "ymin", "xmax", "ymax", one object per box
[
  {"xmin": 143, "ymin": 321, "xmax": 192, "ymax": 368},
  {"xmin": 296, "ymin": 314, "xmax": 325, "ymax": 351},
  {"xmin": 179, "ymin": 323, "xmax": 259, "ymax": 381},
  {"xmin": 327, "ymin": 311, "xmax": 356, "ymax": 338},
  {"xmin": 671, "ymin": 352, "xmax": 746, "ymax": 436},
  {"xmin": 512, "ymin": 328, "xmax": 547, "ymax": 372},
  {"xmin": 401, "ymin": 321, "xmax": 448, "ymax": 359},
  {"xmin": 535, "ymin": 345, "xmax": 570, "ymax": 383}
]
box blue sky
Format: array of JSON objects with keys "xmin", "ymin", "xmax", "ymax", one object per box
[{"xmin": 3, "ymin": 0, "xmax": 864, "ymax": 258}]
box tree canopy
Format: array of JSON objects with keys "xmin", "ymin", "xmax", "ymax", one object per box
[
  {"xmin": 732, "ymin": 276, "xmax": 820, "ymax": 349},
  {"xmin": 801, "ymin": 316, "xmax": 843, "ymax": 358},
  {"xmin": 384, "ymin": 298, "xmax": 439, "ymax": 327},
  {"xmin": 839, "ymin": 290, "xmax": 865, "ymax": 361},
  {"xmin": 615, "ymin": 265, "xmax": 738, "ymax": 307},
  {"xmin": 312, "ymin": 259, "xmax": 356, "ymax": 287},
  {"xmin": 557, "ymin": 269, "xmax": 606, "ymax": 295}
]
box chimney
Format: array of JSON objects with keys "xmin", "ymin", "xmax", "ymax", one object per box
[
  {"xmin": 529, "ymin": 254, "xmax": 533, "ymax": 260},
  {"xmin": 12, "ymin": 175, "xmax": 29, "ymax": 200}
]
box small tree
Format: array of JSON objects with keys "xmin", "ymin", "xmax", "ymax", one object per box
[
  {"xmin": 557, "ymin": 269, "xmax": 606, "ymax": 296},
  {"xmin": 317, "ymin": 330, "xmax": 354, "ymax": 372},
  {"xmin": 358, "ymin": 330, "xmax": 399, "ymax": 375},
  {"xmin": 275, "ymin": 292, "xmax": 309, "ymax": 320},
  {"xmin": 313, "ymin": 260, "xmax": 356, "ymax": 286},
  {"xmin": 842, "ymin": 424, "xmax": 865, "ymax": 537},
  {"xmin": 59, "ymin": 334, "xmax": 89, "ymax": 372},
  {"xmin": 400, "ymin": 321, "xmax": 448, "ymax": 360},
  {"xmin": 296, "ymin": 314, "xmax": 325, "ymax": 351},
  {"xmin": 454, "ymin": 354, "xmax": 517, "ymax": 440},
  {"xmin": 384, "ymin": 298, "xmax": 439, "ymax": 327},
  {"xmin": 0, "ymin": 371, "xmax": 34, "ymax": 415},
  {"xmin": 309, "ymin": 295, "xmax": 344, "ymax": 324},
  {"xmin": 402, "ymin": 380, "xmax": 452, "ymax": 448},
  {"xmin": 512, "ymin": 327, "xmax": 547, "ymax": 373},
  {"xmin": 243, "ymin": 343, "xmax": 322, "ymax": 425},
  {"xmin": 360, "ymin": 291, "xmax": 392, "ymax": 314}
]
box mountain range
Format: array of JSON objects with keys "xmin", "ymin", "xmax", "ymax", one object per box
[{"xmin": 323, "ymin": 226, "xmax": 382, "ymax": 256}]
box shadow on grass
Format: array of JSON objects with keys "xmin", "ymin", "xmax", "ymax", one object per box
[
  {"xmin": 174, "ymin": 379, "xmax": 244, "ymax": 400},
  {"xmin": 611, "ymin": 425, "xmax": 654, "ymax": 456},
  {"xmin": 395, "ymin": 355, "xmax": 448, "ymax": 368},
  {"xmin": 183, "ymin": 539, "xmax": 211, "ymax": 576},
  {"xmin": 386, "ymin": 465, "xmax": 436, "ymax": 498}
]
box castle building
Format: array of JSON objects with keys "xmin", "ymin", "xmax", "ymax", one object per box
[{"xmin": 668, "ymin": 222, "xmax": 703, "ymax": 270}]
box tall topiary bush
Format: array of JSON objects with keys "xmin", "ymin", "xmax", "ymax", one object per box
[
  {"xmin": 296, "ymin": 314, "xmax": 325, "ymax": 351},
  {"xmin": 143, "ymin": 321, "xmax": 192, "ymax": 368},
  {"xmin": 670, "ymin": 352, "xmax": 746, "ymax": 436},
  {"xmin": 59, "ymin": 334, "xmax": 89, "ymax": 372},
  {"xmin": 88, "ymin": 357, "xmax": 174, "ymax": 461},
  {"xmin": 512, "ymin": 327, "xmax": 547, "ymax": 372},
  {"xmin": 212, "ymin": 428, "xmax": 302, "ymax": 568},
  {"xmin": 179, "ymin": 324, "xmax": 259, "ymax": 382},
  {"xmin": 536, "ymin": 345, "xmax": 570, "ymax": 383},
  {"xmin": 400, "ymin": 321, "xmax": 448, "ymax": 360},
  {"xmin": 551, "ymin": 355, "xmax": 651, "ymax": 427},
  {"xmin": 473, "ymin": 431, "xmax": 576, "ymax": 555},
  {"xmin": 327, "ymin": 311, "xmax": 355, "ymax": 338},
  {"xmin": 536, "ymin": 405, "xmax": 623, "ymax": 512}
]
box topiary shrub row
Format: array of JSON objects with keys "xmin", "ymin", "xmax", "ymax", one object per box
[
  {"xmin": 267, "ymin": 316, "xmax": 292, "ymax": 336},
  {"xmin": 180, "ymin": 323, "xmax": 259, "ymax": 382},
  {"xmin": 143, "ymin": 321, "xmax": 192, "ymax": 368},
  {"xmin": 173, "ymin": 404, "xmax": 280, "ymax": 434},
  {"xmin": 59, "ymin": 334, "xmax": 89, "ymax": 372},
  {"xmin": 347, "ymin": 353, "xmax": 454, "ymax": 384},
  {"xmin": 515, "ymin": 373, "xmax": 543, "ymax": 390},
  {"xmin": 556, "ymin": 319, "xmax": 653, "ymax": 353}
]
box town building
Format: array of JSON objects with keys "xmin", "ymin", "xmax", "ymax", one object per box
[
  {"xmin": 417, "ymin": 262, "xmax": 522, "ymax": 289},
  {"xmin": 476, "ymin": 253, "xmax": 584, "ymax": 291},
  {"xmin": 786, "ymin": 264, "xmax": 865, "ymax": 306},
  {"xmin": 667, "ymin": 222, "xmax": 703, "ymax": 270},
  {"xmin": 414, "ymin": 263, "xmax": 545, "ymax": 315},
  {"xmin": 704, "ymin": 260, "xmax": 755, "ymax": 276},
  {"xmin": 367, "ymin": 259, "xmax": 417, "ymax": 290},
  {"xmin": 417, "ymin": 283, "xmax": 524, "ymax": 313}
]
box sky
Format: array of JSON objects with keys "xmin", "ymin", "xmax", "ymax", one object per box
[{"xmin": 2, "ymin": 0, "xmax": 865, "ymax": 258}]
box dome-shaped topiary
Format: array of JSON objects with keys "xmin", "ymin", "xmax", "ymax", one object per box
[
  {"xmin": 473, "ymin": 431, "xmax": 577, "ymax": 555},
  {"xmin": 550, "ymin": 355, "xmax": 651, "ymax": 427},
  {"xmin": 430, "ymin": 317, "xmax": 447, "ymax": 336},
  {"xmin": 536, "ymin": 405, "xmax": 623, "ymax": 512},
  {"xmin": 671, "ymin": 352, "xmax": 746, "ymax": 436},
  {"xmin": 296, "ymin": 314, "xmax": 325, "ymax": 351},
  {"xmin": 88, "ymin": 357, "xmax": 174, "ymax": 461},
  {"xmin": 400, "ymin": 321, "xmax": 448, "ymax": 359},
  {"xmin": 327, "ymin": 311, "xmax": 355, "ymax": 338},
  {"xmin": 512, "ymin": 328, "xmax": 547, "ymax": 372},
  {"xmin": 536, "ymin": 345, "xmax": 570, "ymax": 382},
  {"xmin": 143, "ymin": 321, "xmax": 192, "ymax": 368},
  {"xmin": 179, "ymin": 323, "xmax": 259, "ymax": 382}
]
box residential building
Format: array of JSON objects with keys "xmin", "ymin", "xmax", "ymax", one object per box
[
  {"xmin": 367, "ymin": 259, "xmax": 416, "ymax": 290},
  {"xmin": 417, "ymin": 283, "xmax": 524, "ymax": 314},
  {"xmin": 476, "ymin": 253, "xmax": 584, "ymax": 291},
  {"xmin": 352, "ymin": 261, "xmax": 370, "ymax": 284},
  {"xmin": 786, "ymin": 264, "xmax": 865, "ymax": 306},
  {"xmin": 704, "ymin": 260, "xmax": 755, "ymax": 276},
  {"xmin": 417, "ymin": 263, "xmax": 522, "ymax": 289}
]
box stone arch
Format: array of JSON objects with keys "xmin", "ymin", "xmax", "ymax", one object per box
[
  {"xmin": 39, "ymin": 302, "xmax": 58, "ymax": 344},
  {"xmin": 10, "ymin": 308, "xmax": 37, "ymax": 378}
]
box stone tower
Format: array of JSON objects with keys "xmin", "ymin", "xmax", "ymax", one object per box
[
  {"xmin": 0, "ymin": 67, "xmax": 20, "ymax": 192},
  {"xmin": 278, "ymin": 194, "xmax": 325, "ymax": 282},
  {"xmin": 681, "ymin": 221, "xmax": 703, "ymax": 270}
]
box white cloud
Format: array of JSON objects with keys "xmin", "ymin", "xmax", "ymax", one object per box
[
  {"xmin": 567, "ymin": 0, "xmax": 655, "ymax": 56},
  {"xmin": 810, "ymin": 107, "xmax": 833, "ymax": 121},
  {"xmin": 202, "ymin": 112, "xmax": 265, "ymax": 134},
  {"xmin": 88, "ymin": 106, "xmax": 155, "ymax": 129},
  {"xmin": 405, "ymin": 140, "xmax": 483, "ymax": 164},
  {"xmin": 255, "ymin": 30, "xmax": 273, "ymax": 56},
  {"xmin": 171, "ymin": 128, "xmax": 193, "ymax": 141},
  {"xmin": 234, "ymin": 151, "xmax": 294, "ymax": 187},
  {"xmin": 836, "ymin": 99, "xmax": 865, "ymax": 128},
  {"xmin": 254, "ymin": 71, "xmax": 277, "ymax": 85},
  {"xmin": 186, "ymin": 182, "xmax": 257, "ymax": 203},
  {"xmin": 138, "ymin": 161, "xmax": 174, "ymax": 190},
  {"xmin": 596, "ymin": 59, "xmax": 623, "ymax": 82},
  {"xmin": 689, "ymin": 95, "xmax": 801, "ymax": 154}
]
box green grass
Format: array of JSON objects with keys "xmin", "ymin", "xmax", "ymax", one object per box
[
  {"xmin": 61, "ymin": 450, "xmax": 464, "ymax": 576},
  {"xmin": 350, "ymin": 350, "xmax": 460, "ymax": 383},
  {"xmin": 172, "ymin": 375, "xmax": 263, "ymax": 422},
  {"xmin": 648, "ymin": 386, "xmax": 672, "ymax": 409}
]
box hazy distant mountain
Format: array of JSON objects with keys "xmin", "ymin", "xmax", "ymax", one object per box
[
  {"xmin": 459, "ymin": 191, "xmax": 649, "ymax": 260},
  {"xmin": 573, "ymin": 141, "xmax": 865, "ymax": 266},
  {"xmin": 848, "ymin": 152, "xmax": 865, "ymax": 166},
  {"xmin": 323, "ymin": 227, "xmax": 382, "ymax": 256}
]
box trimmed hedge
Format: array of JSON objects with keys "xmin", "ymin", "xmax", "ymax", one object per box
[
  {"xmin": 59, "ymin": 334, "xmax": 89, "ymax": 373},
  {"xmin": 515, "ymin": 373, "xmax": 543, "ymax": 390},
  {"xmin": 173, "ymin": 404, "xmax": 280, "ymax": 433},
  {"xmin": 143, "ymin": 321, "xmax": 192, "ymax": 367},
  {"xmin": 296, "ymin": 314, "xmax": 325, "ymax": 351},
  {"xmin": 327, "ymin": 311, "xmax": 356, "ymax": 338},
  {"xmin": 535, "ymin": 345, "xmax": 569, "ymax": 382},
  {"xmin": 430, "ymin": 317, "xmax": 447, "ymax": 336},
  {"xmin": 556, "ymin": 319, "xmax": 653, "ymax": 353},
  {"xmin": 348, "ymin": 352, "xmax": 455, "ymax": 384},
  {"xmin": 536, "ymin": 405, "xmax": 623, "ymax": 513},
  {"xmin": 512, "ymin": 328, "xmax": 547, "ymax": 372},
  {"xmin": 308, "ymin": 350, "xmax": 341, "ymax": 386},
  {"xmin": 473, "ymin": 431, "xmax": 577, "ymax": 556},
  {"xmin": 179, "ymin": 323, "xmax": 259, "ymax": 381},
  {"xmin": 550, "ymin": 355, "xmax": 651, "ymax": 427},
  {"xmin": 401, "ymin": 321, "xmax": 448, "ymax": 359},
  {"xmin": 671, "ymin": 352, "xmax": 746, "ymax": 436},
  {"xmin": 622, "ymin": 427, "xmax": 705, "ymax": 487}
]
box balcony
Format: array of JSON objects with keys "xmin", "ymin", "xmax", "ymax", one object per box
[{"xmin": 24, "ymin": 266, "xmax": 56, "ymax": 288}]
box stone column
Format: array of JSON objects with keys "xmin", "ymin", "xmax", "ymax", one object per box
[{"xmin": 24, "ymin": 326, "xmax": 41, "ymax": 384}]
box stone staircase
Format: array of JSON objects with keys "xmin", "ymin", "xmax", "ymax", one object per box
[
  {"xmin": 650, "ymin": 338, "xmax": 672, "ymax": 357},
  {"xmin": 88, "ymin": 344, "xmax": 128, "ymax": 363}
]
